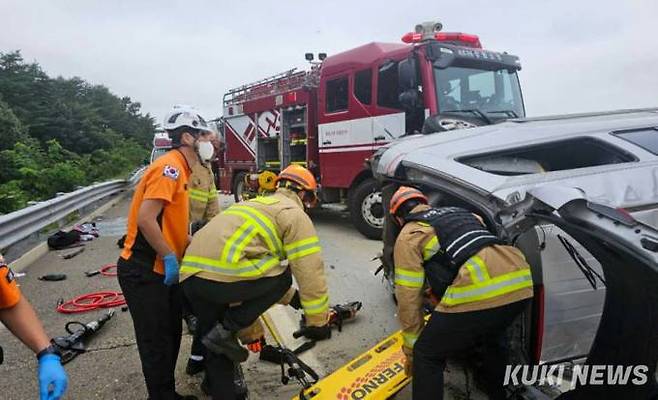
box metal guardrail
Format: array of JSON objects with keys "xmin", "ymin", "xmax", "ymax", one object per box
[{"xmin": 0, "ymin": 166, "xmax": 146, "ymax": 251}]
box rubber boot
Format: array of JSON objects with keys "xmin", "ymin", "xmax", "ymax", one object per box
[
  {"xmin": 202, "ymin": 323, "xmax": 249, "ymax": 363},
  {"xmin": 185, "ymin": 357, "xmax": 204, "ymax": 376},
  {"xmin": 184, "ymin": 314, "xmax": 198, "ymax": 335},
  {"xmin": 234, "ymin": 363, "xmax": 249, "ymax": 399},
  {"xmin": 200, "ymin": 364, "xmax": 249, "ymax": 399}
]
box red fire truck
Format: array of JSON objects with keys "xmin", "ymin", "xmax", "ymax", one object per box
[{"xmin": 216, "ymin": 21, "xmax": 525, "ymax": 238}]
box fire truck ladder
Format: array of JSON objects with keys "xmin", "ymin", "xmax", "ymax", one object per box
[{"xmin": 223, "ymin": 68, "xmax": 318, "ymax": 106}]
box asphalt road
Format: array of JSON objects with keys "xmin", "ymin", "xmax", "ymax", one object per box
[{"xmin": 0, "ymin": 194, "xmax": 482, "ymax": 400}]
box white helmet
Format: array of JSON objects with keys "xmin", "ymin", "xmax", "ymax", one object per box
[{"xmin": 163, "ymin": 106, "xmax": 212, "ymax": 133}]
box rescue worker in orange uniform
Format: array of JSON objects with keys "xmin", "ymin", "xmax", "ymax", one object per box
[
  {"xmin": 0, "ymin": 254, "xmax": 68, "ymax": 400},
  {"xmin": 180, "ymin": 165, "xmax": 330, "ymax": 400},
  {"xmin": 117, "ymin": 108, "xmax": 213, "ymax": 400},
  {"xmin": 390, "ymin": 187, "xmax": 534, "ymax": 400}
]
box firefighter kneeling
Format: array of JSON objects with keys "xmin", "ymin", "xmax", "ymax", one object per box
[
  {"xmin": 180, "ymin": 165, "xmax": 330, "ymax": 399},
  {"xmin": 390, "ymin": 187, "xmax": 533, "ymax": 400}
]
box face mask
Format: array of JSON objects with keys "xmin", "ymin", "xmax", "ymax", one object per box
[{"xmin": 196, "ymin": 141, "xmax": 215, "ymax": 162}]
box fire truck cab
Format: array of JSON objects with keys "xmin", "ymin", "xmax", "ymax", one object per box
[{"xmin": 219, "ymin": 22, "xmax": 525, "ymax": 238}]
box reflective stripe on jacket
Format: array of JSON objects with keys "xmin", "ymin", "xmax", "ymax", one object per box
[
  {"xmin": 181, "ymin": 188, "xmax": 329, "ymax": 326},
  {"xmin": 393, "ymin": 204, "xmax": 533, "ymax": 354},
  {"xmin": 189, "ymin": 162, "xmax": 219, "ymax": 223}
]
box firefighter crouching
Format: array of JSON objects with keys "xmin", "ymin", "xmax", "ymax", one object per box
[
  {"xmin": 179, "ymin": 165, "xmax": 331, "ymax": 400},
  {"xmin": 390, "ymin": 187, "xmax": 533, "ymax": 400},
  {"xmin": 183, "ymin": 133, "xmax": 297, "ymax": 383}
]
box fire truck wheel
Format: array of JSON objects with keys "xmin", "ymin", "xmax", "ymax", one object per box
[
  {"xmin": 350, "ymin": 178, "xmax": 384, "ymax": 240},
  {"xmin": 233, "ymin": 171, "xmax": 249, "ymax": 203}
]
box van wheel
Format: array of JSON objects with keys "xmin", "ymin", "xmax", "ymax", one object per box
[
  {"xmin": 350, "ymin": 178, "xmax": 383, "ymax": 240},
  {"xmin": 233, "ymin": 172, "xmax": 249, "ymax": 203}
]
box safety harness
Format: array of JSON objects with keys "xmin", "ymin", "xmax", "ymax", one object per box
[{"xmin": 404, "ymin": 207, "xmax": 503, "ymax": 297}]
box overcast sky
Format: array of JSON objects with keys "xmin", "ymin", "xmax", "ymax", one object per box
[{"xmin": 1, "ymin": 0, "xmax": 656, "ymax": 123}]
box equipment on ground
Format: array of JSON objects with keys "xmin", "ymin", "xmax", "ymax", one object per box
[
  {"xmin": 38, "ymin": 274, "xmax": 67, "ymax": 281},
  {"xmin": 84, "ymin": 263, "xmax": 118, "ymax": 277},
  {"xmin": 293, "ymin": 301, "xmax": 363, "ymax": 338},
  {"xmin": 56, "ymin": 291, "xmax": 125, "ymax": 314},
  {"xmin": 60, "ymin": 247, "xmax": 85, "ymax": 259},
  {"xmin": 52, "ymin": 310, "xmax": 115, "ymax": 364},
  {"xmin": 328, "ymin": 301, "xmax": 362, "ymax": 332},
  {"xmin": 260, "ymin": 313, "xmax": 320, "ymax": 400},
  {"xmin": 292, "ymin": 329, "xmax": 409, "ymax": 400}
]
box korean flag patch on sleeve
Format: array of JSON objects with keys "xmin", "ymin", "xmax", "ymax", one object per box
[{"xmin": 163, "ymin": 165, "xmax": 180, "ymax": 180}]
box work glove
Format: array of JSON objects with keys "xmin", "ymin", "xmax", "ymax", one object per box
[
  {"xmin": 245, "ymin": 337, "xmax": 265, "ymax": 353},
  {"xmin": 163, "ymin": 253, "xmax": 179, "ymax": 286},
  {"xmin": 293, "ymin": 324, "xmax": 331, "ymax": 341},
  {"xmin": 288, "ymin": 290, "xmax": 302, "ymax": 310},
  {"xmin": 38, "ymin": 354, "xmax": 68, "ymax": 400}
]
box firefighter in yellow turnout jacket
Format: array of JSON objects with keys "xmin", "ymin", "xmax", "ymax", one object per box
[
  {"xmin": 188, "ymin": 162, "xmax": 219, "ymax": 223},
  {"xmin": 390, "ymin": 187, "xmax": 533, "ymax": 400},
  {"xmin": 180, "ymin": 165, "xmax": 330, "ymax": 400},
  {"xmin": 184, "ymin": 136, "xmax": 221, "ymax": 377}
]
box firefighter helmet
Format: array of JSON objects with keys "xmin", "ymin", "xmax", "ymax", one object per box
[
  {"xmin": 276, "ymin": 165, "xmax": 317, "ymax": 192},
  {"xmin": 389, "ymin": 186, "xmax": 428, "ymax": 216},
  {"xmin": 163, "ymin": 107, "xmax": 212, "ymax": 133}
]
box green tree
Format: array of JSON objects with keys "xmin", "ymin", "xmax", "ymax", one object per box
[
  {"xmin": 0, "ymin": 50, "xmax": 156, "ymax": 214},
  {"xmin": 0, "ymin": 97, "xmax": 28, "ymax": 151}
]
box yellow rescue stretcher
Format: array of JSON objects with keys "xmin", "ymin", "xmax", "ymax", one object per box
[{"xmin": 292, "ymin": 330, "xmax": 410, "ymax": 400}]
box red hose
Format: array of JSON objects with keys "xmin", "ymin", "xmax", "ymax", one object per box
[
  {"xmin": 57, "ymin": 291, "xmax": 125, "ymax": 314},
  {"xmin": 99, "ymin": 263, "xmax": 118, "ymax": 277}
]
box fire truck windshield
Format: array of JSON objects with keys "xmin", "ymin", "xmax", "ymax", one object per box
[{"xmin": 434, "ymin": 66, "xmax": 525, "ymax": 120}]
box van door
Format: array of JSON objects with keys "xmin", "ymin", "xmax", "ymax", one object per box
[{"xmin": 503, "ymin": 189, "xmax": 658, "ymax": 399}]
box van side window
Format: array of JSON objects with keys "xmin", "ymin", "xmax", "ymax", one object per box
[
  {"xmin": 457, "ymin": 138, "xmax": 637, "ymax": 176},
  {"xmin": 354, "ymin": 69, "xmax": 372, "ymax": 105},
  {"xmin": 377, "ymin": 61, "xmax": 401, "ymax": 109},
  {"xmin": 614, "ymin": 128, "xmax": 658, "ymax": 155},
  {"xmin": 326, "ymin": 77, "xmax": 348, "ymax": 113}
]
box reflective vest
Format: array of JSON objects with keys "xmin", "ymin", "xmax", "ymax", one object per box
[
  {"xmin": 404, "ymin": 207, "xmax": 503, "ymax": 299},
  {"xmin": 397, "ymin": 207, "xmax": 533, "ymax": 310},
  {"xmin": 394, "ymin": 205, "xmax": 533, "ymax": 352}
]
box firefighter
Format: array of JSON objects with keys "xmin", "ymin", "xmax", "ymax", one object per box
[
  {"xmin": 180, "ymin": 164, "xmax": 330, "ymax": 400},
  {"xmin": 390, "ymin": 186, "xmax": 534, "ymax": 400},
  {"xmin": 0, "ymin": 254, "xmax": 68, "ymax": 400},
  {"xmin": 184, "ymin": 129, "xmax": 220, "ymax": 376},
  {"xmin": 188, "ymin": 131, "xmax": 220, "ymax": 226},
  {"xmin": 117, "ymin": 108, "xmax": 213, "ymax": 400}
]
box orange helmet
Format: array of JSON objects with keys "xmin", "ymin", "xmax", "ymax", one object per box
[
  {"xmin": 389, "ymin": 186, "xmax": 428, "ymax": 216},
  {"xmin": 276, "ymin": 165, "xmax": 317, "ymax": 192}
]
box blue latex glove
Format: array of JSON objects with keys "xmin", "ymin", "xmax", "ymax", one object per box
[
  {"xmin": 38, "ymin": 354, "xmax": 68, "ymax": 400},
  {"xmin": 163, "ymin": 252, "xmax": 179, "ymax": 286}
]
